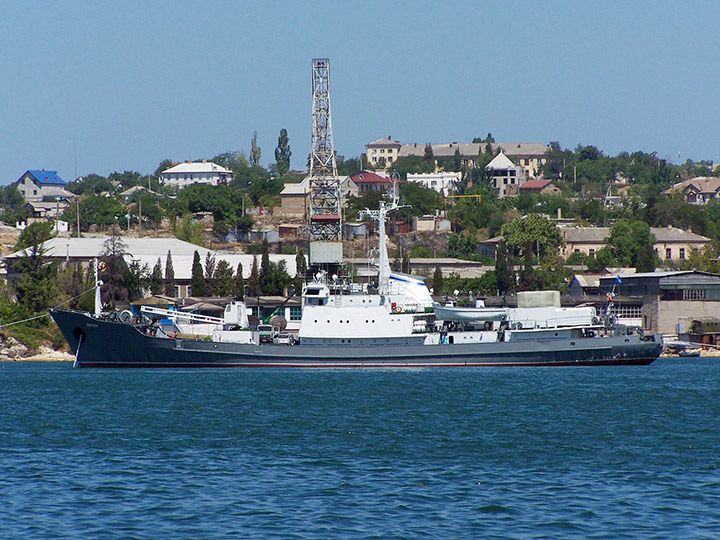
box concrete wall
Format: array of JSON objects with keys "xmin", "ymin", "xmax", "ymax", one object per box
[{"xmin": 642, "ymin": 296, "xmax": 720, "ymax": 336}]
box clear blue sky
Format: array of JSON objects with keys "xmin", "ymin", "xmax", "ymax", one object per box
[{"xmin": 1, "ymin": 1, "xmax": 718, "ymax": 184}]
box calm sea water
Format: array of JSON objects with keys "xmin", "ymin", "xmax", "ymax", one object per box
[{"xmin": 1, "ymin": 359, "xmax": 719, "ymax": 539}]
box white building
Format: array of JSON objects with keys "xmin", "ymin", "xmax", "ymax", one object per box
[
  {"xmin": 15, "ymin": 170, "xmax": 74, "ymax": 202},
  {"xmin": 406, "ymin": 172, "xmax": 461, "ymax": 196},
  {"xmin": 3, "ymin": 237, "xmax": 299, "ymax": 298},
  {"xmin": 160, "ymin": 161, "xmax": 234, "ymax": 188},
  {"xmin": 365, "ymin": 137, "xmax": 402, "ymax": 168},
  {"xmin": 487, "ymin": 151, "xmax": 527, "ymax": 198}
]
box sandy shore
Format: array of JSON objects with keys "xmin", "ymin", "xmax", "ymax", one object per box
[{"xmin": 1, "ymin": 351, "xmax": 74, "ymax": 362}]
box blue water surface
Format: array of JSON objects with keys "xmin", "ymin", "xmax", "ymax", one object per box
[{"xmin": 1, "ymin": 359, "xmax": 719, "ymax": 539}]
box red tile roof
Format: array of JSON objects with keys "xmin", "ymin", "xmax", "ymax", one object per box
[
  {"xmin": 350, "ymin": 171, "xmax": 392, "ymax": 184},
  {"xmin": 519, "ymin": 180, "xmax": 553, "ymax": 190}
]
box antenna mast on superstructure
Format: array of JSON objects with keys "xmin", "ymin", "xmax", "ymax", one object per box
[{"xmin": 308, "ymin": 58, "xmax": 343, "ymax": 269}]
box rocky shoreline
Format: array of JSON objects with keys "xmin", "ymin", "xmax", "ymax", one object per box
[{"xmin": 0, "ymin": 336, "xmax": 73, "ymax": 362}]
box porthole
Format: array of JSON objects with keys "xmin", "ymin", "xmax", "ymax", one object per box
[{"xmin": 570, "ymin": 341, "xmax": 575, "ymax": 346}]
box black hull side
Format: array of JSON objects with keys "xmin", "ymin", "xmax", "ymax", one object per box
[{"xmin": 51, "ymin": 309, "xmax": 662, "ymax": 368}]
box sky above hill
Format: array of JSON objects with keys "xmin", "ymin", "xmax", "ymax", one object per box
[{"xmin": 1, "ymin": 1, "xmax": 718, "ymax": 184}]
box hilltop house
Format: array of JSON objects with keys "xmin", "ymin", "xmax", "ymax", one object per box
[
  {"xmin": 365, "ymin": 137, "xmax": 402, "ymax": 168},
  {"xmin": 350, "ymin": 170, "xmax": 396, "ymax": 194},
  {"xmin": 279, "ymin": 176, "xmax": 358, "ymax": 217},
  {"xmin": 518, "ymin": 179, "xmax": 561, "ymax": 196},
  {"xmin": 15, "ymin": 170, "xmax": 74, "ymax": 202},
  {"xmin": 561, "ymin": 226, "xmax": 711, "ymax": 261},
  {"xmin": 406, "ymin": 172, "xmax": 461, "ymax": 196},
  {"xmin": 367, "ymin": 139, "xmax": 548, "ymax": 177},
  {"xmin": 661, "ymin": 176, "xmax": 720, "ymax": 205},
  {"xmin": 159, "ymin": 161, "xmax": 234, "ymax": 188},
  {"xmin": 486, "ymin": 151, "xmax": 527, "ymax": 198}
]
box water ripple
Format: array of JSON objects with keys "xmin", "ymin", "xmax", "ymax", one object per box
[{"xmin": 1, "ymin": 359, "xmax": 720, "ymax": 538}]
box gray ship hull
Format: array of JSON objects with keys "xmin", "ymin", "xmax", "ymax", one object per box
[{"xmin": 51, "ymin": 309, "xmax": 662, "ymax": 368}]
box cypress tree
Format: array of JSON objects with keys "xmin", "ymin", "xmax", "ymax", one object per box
[
  {"xmin": 235, "ymin": 262, "xmax": 245, "ymax": 299},
  {"xmin": 164, "ymin": 250, "xmax": 175, "ymax": 297},
  {"xmin": 432, "ymin": 265, "xmax": 443, "ymax": 294},
  {"xmin": 495, "ymin": 241, "xmax": 513, "ymax": 295},
  {"xmin": 214, "ymin": 260, "xmax": 235, "ymax": 297},
  {"xmin": 190, "ymin": 250, "xmax": 205, "ymax": 296},
  {"xmin": 247, "ymin": 256, "xmax": 260, "ymax": 297},
  {"xmin": 259, "ymin": 239, "xmax": 270, "ymax": 294},
  {"xmin": 274, "ymin": 128, "xmax": 292, "ymax": 176},
  {"xmin": 150, "ymin": 258, "xmax": 163, "ymax": 296},
  {"xmin": 204, "ymin": 252, "xmax": 216, "ymax": 296}
]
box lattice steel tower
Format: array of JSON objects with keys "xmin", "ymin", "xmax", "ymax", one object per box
[{"xmin": 309, "ymin": 58, "xmax": 341, "ymax": 245}]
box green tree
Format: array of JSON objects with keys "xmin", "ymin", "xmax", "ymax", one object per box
[
  {"xmin": 250, "ymin": 130, "xmax": 261, "ymax": 167},
  {"xmin": 174, "ymin": 214, "xmax": 207, "ymax": 247},
  {"xmin": 495, "ymin": 241, "xmax": 513, "ymax": 295},
  {"xmin": 99, "ymin": 229, "xmax": 131, "ymax": 307},
  {"xmin": 274, "ymin": 128, "xmax": 292, "ymax": 176},
  {"xmin": 150, "ymin": 258, "xmax": 164, "ymax": 296},
  {"xmin": 164, "ymin": 251, "xmax": 175, "ymax": 297},
  {"xmin": 15, "ymin": 221, "xmax": 54, "ymax": 250},
  {"xmin": 635, "ymin": 242, "xmax": 657, "ymax": 272},
  {"xmin": 213, "ymin": 260, "xmax": 235, "ymax": 296},
  {"xmin": 431, "ymin": 265, "xmax": 444, "ymax": 294},
  {"xmin": 247, "ymin": 256, "xmax": 260, "ymax": 296},
  {"xmin": 387, "ymin": 155, "xmax": 434, "ymax": 179},
  {"xmin": 204, "ymin": 252, "xmax": 216, "ymax": 296},
  {"xmin": 235, "ymin": 262, "xmax": 245, "ymax": 298},
  {"xmin": 190, "ymin": 250, "xmax": 205, "ymax": 296},
  {"xmin": 401, "ymin": 252, "xmax": 411, "ymax": 274},
  {"xmin": 294, "ymin": 250, "xmax": 307, "ymax": 293},
  {"xmin": 502, "ymin": 214, "xmax": 564, "ymax": 264},
  {"xmin": 259, "ymin": 240, "xmax": 271, "ymax": 293},
  {"xmin": 606, "ymin": 219, "xmax": 656, "ymax": 267},
  {"xmin": 424, "ymin": 143, "xmax": 434, "ymax": 161},
  {"xmin": 13, "ymin": 242, "xmax": 58, "ymax": 314},
  {"xmin": 124, "ymin": 259, "xmax": 149, "ymax": 302}
]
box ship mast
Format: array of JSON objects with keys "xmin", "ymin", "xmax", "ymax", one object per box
[{"xmin": 361, "ymin": 191, "xmax": 405, "ymax": 296}]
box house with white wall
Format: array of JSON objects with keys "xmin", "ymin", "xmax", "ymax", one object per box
[
  {"xmin": 160, "ymin": 161, "xmax": 234, "ymax": 188},
  {"xmin": 15, "ymin": 170, "xmax": 74, "ymax": 202}
]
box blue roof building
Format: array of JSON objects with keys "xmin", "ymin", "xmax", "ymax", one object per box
[{"xmin": 15, "ymin": 170, "xmax": 73, "ymax": 201}]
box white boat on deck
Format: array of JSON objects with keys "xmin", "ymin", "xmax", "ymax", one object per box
[{"xmin": 433, "ymin": 300, "xmax": 507, "ymax": 322}]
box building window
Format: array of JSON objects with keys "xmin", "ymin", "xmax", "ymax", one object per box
[
  {"xmin": 380, "ymin": 149, "xmax": 385, "ymax": 153},
  {"xmin": 589, "ymin": 249, "xmax": 595, "ymax": 256},
  {"xmin": 666, "ymin": 248, "xmax": 672, "ymax": 259},
  {"xmin": 683, "ymin": 289, "xmax": 705, "ymax": 300},
  {"xmin": 290, "ymin": 306, "xmax": 302, "ymax": 320},
  {"xmin": 679, "ymin": 248, "xmax": 685, "ymax": 259},
  {"xmin": 611, "ymin": 305, "xmax": 642, "ymax": 318},
  {"xmin": 388, "ymin": 157, "xmax": 393, "ymax": 162}
]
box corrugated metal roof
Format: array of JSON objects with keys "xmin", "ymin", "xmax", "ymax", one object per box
[{"xmin": 4, "ymin": 237, "xmax": 299, "ymax": 279}]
